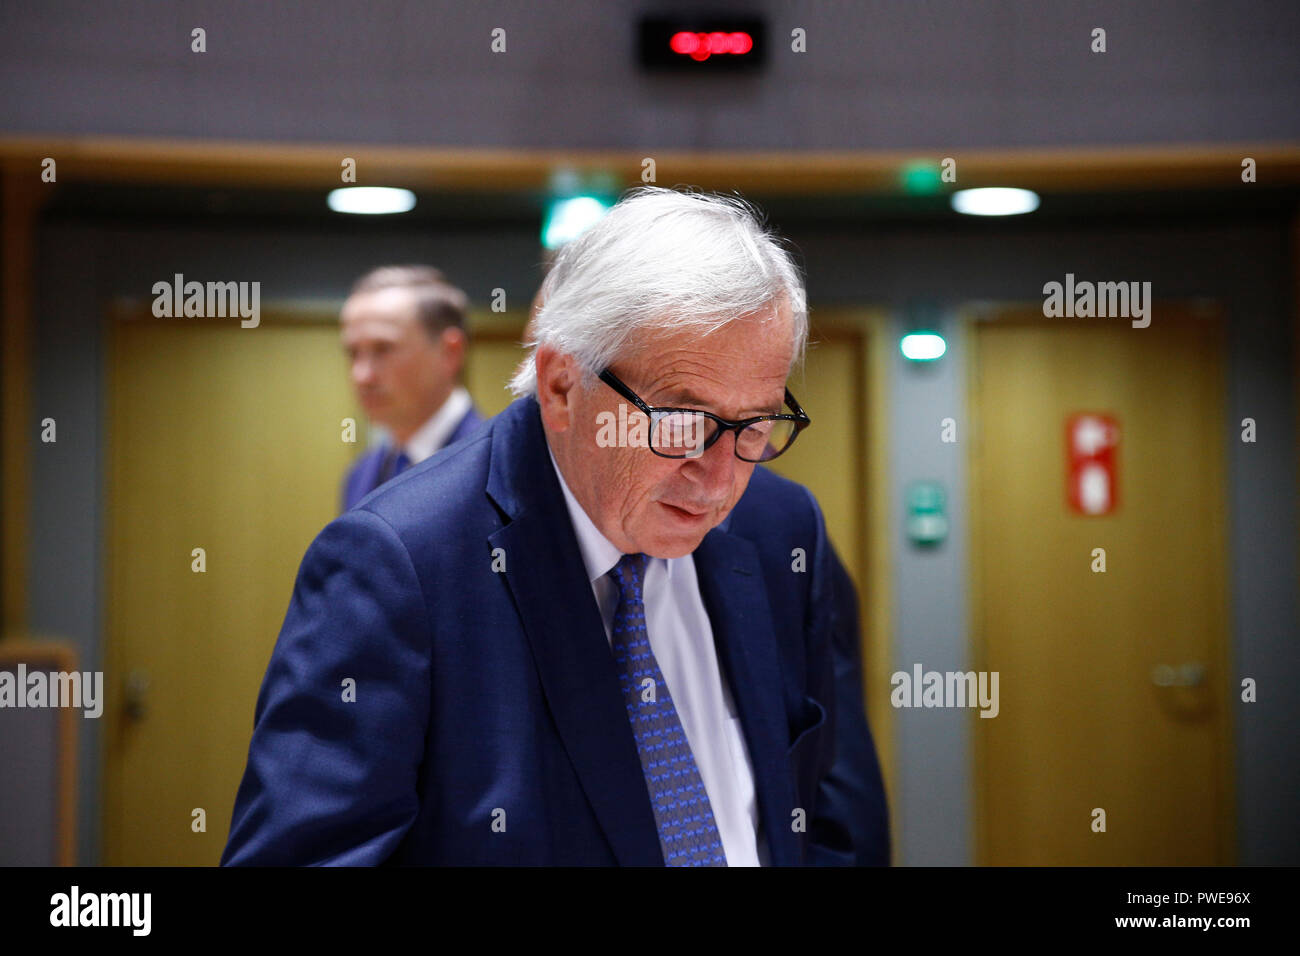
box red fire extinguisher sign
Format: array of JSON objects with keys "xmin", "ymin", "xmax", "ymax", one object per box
[{"xmin": 1067, "ymin": 413, "xmax": 1120, "ymax": 516}]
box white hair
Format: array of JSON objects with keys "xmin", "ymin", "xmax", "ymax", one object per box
[{"xmin": 508, "ymin": 186, "xmax": 808, "ymax": 397}]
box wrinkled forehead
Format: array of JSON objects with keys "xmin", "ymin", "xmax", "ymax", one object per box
[
  {"xmin": 622, "ymin": 301, "xmax": 796, "ymax": 369},
  {"xmin": 612, "ymin": 306, "xmax": 795, "ymax": 413}
]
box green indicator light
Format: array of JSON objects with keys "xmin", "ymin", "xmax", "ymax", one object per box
[{"xmin": 901, "ymin": 162, "xmax": 943, "ymax": 195}]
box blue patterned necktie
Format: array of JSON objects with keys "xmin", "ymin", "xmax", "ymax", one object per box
[{"xmin": 607, "ymin": 552, "xmax": 727, "ymax": 866}]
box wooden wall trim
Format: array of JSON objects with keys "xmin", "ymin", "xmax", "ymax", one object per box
[{"xmin": 1, "ymin": 136, "xmax": 1298, "ymax": 193}]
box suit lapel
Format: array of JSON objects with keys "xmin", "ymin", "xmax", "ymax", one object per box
[
  {"xmin": 486, "ymin": 399, "xmax": 663, "ymax": 865},
  {"xmin": 693, "ymin": 529, "xmax": 803, "ymax": 866}
]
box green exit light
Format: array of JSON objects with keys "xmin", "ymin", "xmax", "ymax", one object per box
[
  {"xmin": 906, "ymin": 481, "xmax": 948, "ymax": 545},
  {"xmin": 901, "ymin": 161, "xmax": 944, "ymax": 196},
  {"xmin": 542, "ymin": 195, "xmax": 612, "ymax": 249}
]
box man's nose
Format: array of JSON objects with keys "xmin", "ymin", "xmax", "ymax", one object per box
[
  {"xmin": 683, "ymin": 429, "xmax": 738, "ymax": 490},
  {"xmin": 351, "ymin": 357, "xmax": 375, "ymax": 385}
]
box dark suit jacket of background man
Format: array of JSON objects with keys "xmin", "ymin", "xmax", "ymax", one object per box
[
  {"xmin": 339, "ymin": 403, "xmax": 483, "ymax": 511},
  {"xmin": 223, "ymin": 394, "xmax": 889, "ymax": 865}
]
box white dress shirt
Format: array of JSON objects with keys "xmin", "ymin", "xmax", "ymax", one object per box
[
  {"xmin": 399, "ymin": 386, "xmax": 473, "ymax": 464},
  {"xmin": 546, "ymin": 443, "xmax": 769, "ymax": 866}
]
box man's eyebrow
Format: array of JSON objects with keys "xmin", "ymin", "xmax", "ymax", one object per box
[
  {"xmin": 654, "ymin": 387, "xmax": 783, "ymax": 417},
  {"xmin": 655, "ymin": 386, "xmax": 709, "ymax": 407}
]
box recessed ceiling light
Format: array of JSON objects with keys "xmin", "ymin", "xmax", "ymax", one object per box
[
  {"xmin": 950, "ymin": 187, "xmax": 1040, "ymax": 216},
  {"xmin": 327, "ymin": 187, "xmax": 416, "ymax": 215}
]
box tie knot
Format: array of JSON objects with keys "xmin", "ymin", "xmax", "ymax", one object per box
[{"xmin": 608, "ymin": 552, "xmax": 648, "ymax": 594}]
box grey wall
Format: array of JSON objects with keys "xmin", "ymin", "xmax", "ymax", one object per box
[
  {"xmin": 30, "ymin": 211, "xmax": 1298, "ymax": 865},
  {"xmin": 886, "ymin": 308, "xmax": 972, "ymax": 866},
  {"xmin": 3, "ymin": 0, "xmax": 1299, "ymax": 151},
  {"xmin": 32, "ymin": 225, "xmax": 106, "ymax": 868},
  {"xmin": 0, "ymin": 665, "xmax": 62, "ymax": 865}
]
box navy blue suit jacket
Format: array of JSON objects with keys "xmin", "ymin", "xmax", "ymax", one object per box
[
  {"xmin": 340, "ymin": 404, "xmax": 483, "ymax": 511},
  {"xmin": 223, "ymin": 395, "xmax": 889, "ymax": 865}
]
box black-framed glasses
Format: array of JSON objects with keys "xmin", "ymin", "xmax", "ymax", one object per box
[{"xmin": 598, "ymin": 368, "xmax": 811, "ymax": 462}]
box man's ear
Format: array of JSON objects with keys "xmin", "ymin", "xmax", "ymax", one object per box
[
  {"xmin": 535, "ymin": 345, "xmax": 577, "ymax": 433},
  {"xmin": 440, "ymin": 326, "xmax": 467, "ymax": 378}
]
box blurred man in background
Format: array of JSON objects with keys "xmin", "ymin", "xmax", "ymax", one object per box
[{"xmin": 339, "ymin": 266, "xmax": 484, "ymax": 510}]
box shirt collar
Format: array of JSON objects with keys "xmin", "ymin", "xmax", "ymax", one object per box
[
  {"xmin": 401, "ymin": 386, "xmax": 472, "ymax": 464},
  {"xmin": 546, "ymin": 442, "xmax": 624, "ymax": 584},
  {"xmin": 545, "ymin": 441, "xmax": 710, "ymax": 583}
]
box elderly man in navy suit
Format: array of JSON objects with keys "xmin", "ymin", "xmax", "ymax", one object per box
[
  {"xmin": 223, "ymin": 188, "xmax": 889, "ymax": 866},
  {"xmin": 339, "ymin": 265, "xmax": 484, "ymax": 510}
]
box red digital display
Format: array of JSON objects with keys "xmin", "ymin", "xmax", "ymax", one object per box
[
  {"xmin": 669, "ymin": 31, "xmax": 755, "ymax": 60},
  {"xmin": 639, "ymin": 17, "xmax": 766, "ymax": 72}
]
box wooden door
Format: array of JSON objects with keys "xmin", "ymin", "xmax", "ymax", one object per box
[
  {"xmin": 766, "ymin": 326, "xmax": 865, "ymax": 586},
  {"xmin": 105, "ymin": 311, "xmax": 363, "ymax": 865},
  {"xmin": 970, "ymin": 306, "xmax": 1233, "ymax": 864}
]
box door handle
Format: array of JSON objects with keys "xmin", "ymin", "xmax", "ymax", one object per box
[{"xmin": 124, "ymin": 668, "xmax": 150, "ymax": 721}]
